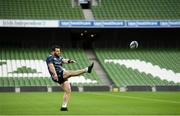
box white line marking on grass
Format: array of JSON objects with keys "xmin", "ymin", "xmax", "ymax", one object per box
[
  {"xmin": 88, "ymin": 93, "xmax": 180, "ymax": 104},
  {"xmin": 0, "ymin": 114, "xmax": 180, "ymax": 116}
]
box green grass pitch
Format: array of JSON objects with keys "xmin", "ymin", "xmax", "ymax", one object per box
[{"xmin": 0, "ymin": 92, "xmax": 180, "ymax": 115}]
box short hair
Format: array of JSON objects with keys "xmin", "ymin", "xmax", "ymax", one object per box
[{"xmin": 51, "ymin": 45, "xmax": 60, "ymax": 51}]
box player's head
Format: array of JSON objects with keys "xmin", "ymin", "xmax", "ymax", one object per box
[{"xmin": 51, "ymin": 45, "xmax": 61, "ymax": 57}]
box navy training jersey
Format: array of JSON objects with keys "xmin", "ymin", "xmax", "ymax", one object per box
[{"xmin": 46, "ymin": 55, "xmax": 64, "ymax": 76}]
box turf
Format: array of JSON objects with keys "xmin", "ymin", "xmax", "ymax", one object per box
[{"xmin": 0, "ymin": 92, "xmax": 180, "ymax": 115}]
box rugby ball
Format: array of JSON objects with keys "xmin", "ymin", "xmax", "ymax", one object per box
[{"xmin": 130, "ymin": 41, "xmax": 138, "ymax": 49}]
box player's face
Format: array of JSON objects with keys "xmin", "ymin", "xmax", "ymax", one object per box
[{"xmin": 54, "ymin": 48, "xmax": 61, "ymax": 57}]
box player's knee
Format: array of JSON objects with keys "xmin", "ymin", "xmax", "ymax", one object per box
[
  {"xmin": 63, "ymin": 82, "xmax": 71, "ymax": 94},
  {"xmin": 65, "ymin": 89, "xmax": 71, "ymax": 95},
  {"xmin": 63, "ymin": 71, "xmax": 71, "ymax": 78}
]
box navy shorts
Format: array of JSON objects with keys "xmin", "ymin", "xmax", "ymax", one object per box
[{"xmin": 52, "ymin": 71, "xmax": 68, "ymax": 84}]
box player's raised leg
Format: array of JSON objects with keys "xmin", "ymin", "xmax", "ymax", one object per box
[{"xmin": 63, "ymin": 62, "xmax": 94, "ymax": 78}]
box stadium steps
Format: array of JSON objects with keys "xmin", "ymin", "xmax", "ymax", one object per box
[
  {"xmin": 83, "ymin": 9, "xmax": 95, "ymax": 20},
  {"xmin": 84, "ymin": 49, "xmax": 112, "ymax": 85}
]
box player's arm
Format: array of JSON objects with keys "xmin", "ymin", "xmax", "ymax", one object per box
[
  {"xmin": 47, "ymin": 63, "xmax": 58, "ymax": 81},
  {"xmin": 62, "ymin": 59, "xmax": 76, "ymax": 64}
]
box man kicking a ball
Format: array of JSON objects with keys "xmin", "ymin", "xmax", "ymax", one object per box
[{"xmin": 46, "ymin": 45, "xmax": 94, "ymax": 111}]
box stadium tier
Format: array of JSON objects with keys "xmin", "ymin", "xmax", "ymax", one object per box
[
  {"xmin": 92, "ymin": 0, "xmax": 180, "ymax": 20},
  {"xmin": 1, "ymin": 48, "xmax": 180, "ymax": 87},
  {"xmin": 0, "ymin": 0, "xmax": 84, "ymax": 19},
  {"xmin": 0, "ymin": 48, "xmax": 102, "ymax": 87},
  {"xmin": 0, "ymin": 0, "xmax": 179, "ymax": 20},
  {"xmin": 94, "ymin": 48, "xmax": 180, "ymax": 87}
]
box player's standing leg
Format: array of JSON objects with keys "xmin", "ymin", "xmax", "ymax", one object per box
[
  {"xmin": 60, "ymin": 81, "xmax": 71, "ymax": 111},
  {"xmin": 60, "ymin": 62, "xmax": 94, "ymax": 111}
]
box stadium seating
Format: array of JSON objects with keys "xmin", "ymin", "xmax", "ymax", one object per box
[
  {"xmin": 0, "ymin": 48, "xmax": 102, "ymax": 87},
  {"xmin": 94, "ymin": 48, "xmax": 180, "ymax": 87},
  {"xmin": 0, "ymin": 0, "xmax": 84, "ymax": 19},
  {"xmin": 1, "ymin": 47, "xmax": 180, "ymax": 87},
  {"xmin": 1, "ymin": 0, "xmax": 179, "ymax": 20},
  {"xmin": 92, "ymin": 0, "xmax": 180, "ymax": 19}
]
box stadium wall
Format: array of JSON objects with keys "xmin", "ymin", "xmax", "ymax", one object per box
[
  {"xmin": 1, "ymin": 86, "xmax": 180, "ymax": 92},
  {"xmin": 92, "ymin": 28, "xmax": 180, "ymax": 48},
  {"xmin": 0, "ymin": 28, "xmax": 179, "ymax": 48},
  {"xmin": 0, "ymin": 28, "xmax": 72, "ymax": 48}
]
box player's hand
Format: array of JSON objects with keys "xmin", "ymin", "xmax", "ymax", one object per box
[
  {"xmin": 53, "ymin": 74, "xmax": 58, "ymax": 81},
  {"xmin": 68, "ymin": 59, "xmax": 76, "ymax": 63},
  {"xmin": 70, "ymin": 60, "xmax": 76, "ymax": 63}
]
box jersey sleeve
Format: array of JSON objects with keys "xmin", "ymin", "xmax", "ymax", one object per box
[
  {"xmin": 46, "ymin": 56, "xmax": 54, "ymax": 64},
  {"xmin": 60, "ymin": 57, "xmax": 64, "ymax": 62}
]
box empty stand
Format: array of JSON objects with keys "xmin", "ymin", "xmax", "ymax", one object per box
[
  {"xmin": 0, "ymin": 48, "xmax": 102, "ymax": 87},
  {"xmin": 95, "ymin": 48, "xmax": 180, "ymax": 86},
  {"xmin": 92, "ymin": 0, "xmax": 180, "ymax": 19},
  {"xmin": 0, "ymin": 0, "xmax": 84, "ymax": 19}
]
